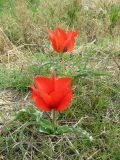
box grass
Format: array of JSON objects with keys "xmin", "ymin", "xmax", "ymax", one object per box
[
  {"xmin": 0, "ymin": 0, "xmax": 120, "ymax": 159},
  {"xmin": 0, "ymin": 52, "xmax": 51, "ymax": 91}
]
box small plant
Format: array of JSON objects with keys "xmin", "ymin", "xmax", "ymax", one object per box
[
  {"xmin": 109, "ymin": 5, "xmax": 120, "ymax": 34},
  {"xmin": 15, "ymin": 108, "xmax": 92, "ymax": 140}
]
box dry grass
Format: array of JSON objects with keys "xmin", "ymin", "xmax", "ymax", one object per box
[{"xmin": 0, "ymin": 0, "xmax": 120, "ymax": 53}]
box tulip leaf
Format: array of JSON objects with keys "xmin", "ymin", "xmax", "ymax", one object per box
[
  {"xmin": 39, "ymin": 61, "xmax": 61, "ymax": 74},
  {"xmin": 38, "ymin": 119, "xmax": 54, "ymax": 134},
  {"xmin": 15, "ymin": 108, "xmax": 43, "ymax": 122},
  {"xmin": 74, "ymin": 70, "xmax": 111, "ymax": 77},
  {"xmin": 39, "ymin": 61, "xmax": 58, "ymax": 69},
  {"xmin": 15, "ymin": 109, "xmax": 93, "ymax": 140},
  {"xmin": 15, "ymin": 109, "xmax": 54, "ymax": 134},
  {"xmin": 56, "ymin": 125, "xmax": 93, "ymax": 141}
]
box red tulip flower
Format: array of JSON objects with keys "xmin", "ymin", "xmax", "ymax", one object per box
[
  {"xmin": 30, "ymin": 73, "xmax": 74, "ymax": 112},
  {"xmin": 48, "ymin": 26, "xmax": 78, "ymax": 53}
]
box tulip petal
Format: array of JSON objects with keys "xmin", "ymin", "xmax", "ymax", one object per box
[
  {"xmin": 49, "ymin": 90, "xmax": 65, "ymax": 108},
  {"xmin": 56, "ymin": 91, "xmax": 74, "ymax": 112},
  {"xmin": 62, "ymin": 31, "xmax": 78, "ymax": 52},
  {"xmin": 34, "ymin": 76, "xmax": 54, "ymax": 94},
  {"xmin": 30, "ymin": 86, "xmax": 50, "ymax": 111},
  {"xmin": 66, "ymin": 38, "xmax": 75, "ymax": 52},
  {"xmin": 48, "ymin": 29, "xmax": 58, "ymax": 52},
  {"xmin": 67, "ymin": 32, "xmax": 78, "ymax": 52},
  {"xmin": 52, "ymin": 72, "xmax": 56, "ymax": 83},
  {"xmin": 56, "ymin": 26, "xmax": 67, "ymax": 47},
  {"xmin": 56, "ymin": 26, "xmax": 67, "ymax": 38},
  {"xmin": 55, "ymin": 78, "xmax": 72, "ymax": 91},
  {"xmin": 71, "ymin": 31, "xmax": 79, "ymax": 37}
]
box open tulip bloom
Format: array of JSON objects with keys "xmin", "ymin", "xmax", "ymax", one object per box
[
  {"xmin": 29, "ymin": 73, "xmax": 74, "ymax": 130},
  {"xmin": 29, "ymin": 73, "xmax": 92, "ymax": 139},
  {"xmin": 30, "ymin": 73, "xmax": 74, "ymax": 113},
  {"xmin": 48, "ymin": 26, "xmax": 78, "ymax": 53}
]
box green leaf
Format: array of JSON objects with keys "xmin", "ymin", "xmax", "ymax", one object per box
[
  {"xmin": 38, "ymin": 119, "xmax": 53, "ymax": 134},
  {"xmin": 15, "ymin": 109, "xmax": 93, "ymax": 140},
  {"xmin": 56, "ymin": 125, "xmax": 93, "ymax": 141},
  {"xmin": 39, "ymin": 61, "xmax": 58, "ymax": 68},
  {"xmin": 75, "ymin": 70, "xmax": 111, "ymax": 77},
  {"xmin": 56, "ymin": 125, "xmax": 73, "ymax": 134},
  {"xmin": 15, "ymin": 108, "xmax": 42, "ymax": 122}
]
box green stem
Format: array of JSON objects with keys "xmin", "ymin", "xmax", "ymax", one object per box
[
  {"xmin": 61, "ymin": 54, "xmax": 65, "ymax": 74},
  {"xmin": 52, "ymin": 110, "xmax": 56, "ymax": 130}
]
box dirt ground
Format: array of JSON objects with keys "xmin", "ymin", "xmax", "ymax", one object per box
[{"xmin": 0, "ymin": 90, "xmax": 31, "ymax": 124}]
